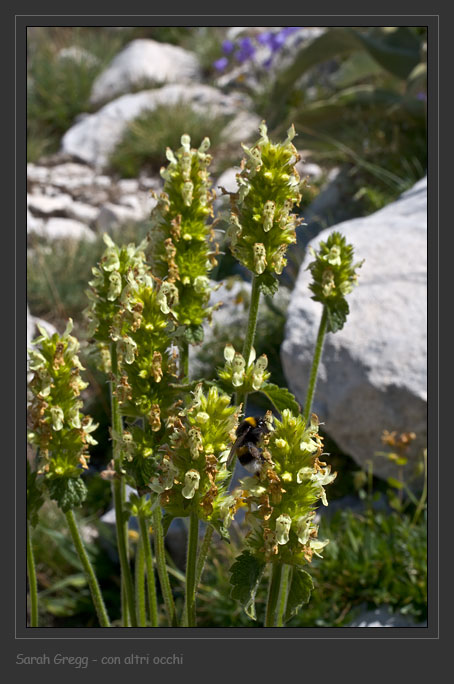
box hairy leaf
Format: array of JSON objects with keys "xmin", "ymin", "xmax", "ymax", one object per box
[
  {"xmin": 260, "ymin": 383, "xmax": 301, "ymax": 415},
  {"xmin": 256, "ymin": 272, "xmax": 279, "ymax": 297},
  {"xmin": 230, "ymin": 551, "xmax": 266, "ymax": 620},
  {"xmin": 284, "ymin": 567, "xmax": 314, "ymax": 623},
  {"xmin": 326, "ymin": 299, "xmax": 349, "ymax": 333},
  {"xmin": 47, "ymin": 477, "xmax": 87, "ymax": 512},
  {"xmin": 184, "ymin": 324, "xmax": 204, "ymax": 345}
]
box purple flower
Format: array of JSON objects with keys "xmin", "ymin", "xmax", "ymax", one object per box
[
  {"xmin": 257, "ymin": 31, "xmax": 272, "ymax": 45},
  {"xmin": 213, "ymin": 57, "xmax": 228, "ymax": 71},
  {"xmin": 235, "ymin": 36, "xmax": 256, "ymax": 63},
  {"xmin": 222, "ymin": 39, "xmax": 235, "ymax": 54},
  {"xmin": 417, "ymin": 91, "xmax": 427, "ymax": 102},
  {"xmin": 280, "ymin": 26, "xmax": 301, "ymax": 37}
]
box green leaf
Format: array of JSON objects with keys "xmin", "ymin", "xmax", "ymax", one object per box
[
  {"xmin": 353, "ymin": 27, "xmax": 421, "ymax": 80},
  {"xmin": 229, "ymin": 551, "xmax": 266, "ymax": 620},
  {"xmin": 326, "ymin": 299, "xmax": 349, "ymax": 333},
  {"xmin": 284, "ymin": 567, "xmax": 314, "ymax": 623},
  {"xmin": 256, "ymin": 272, "xmax": 279, "ymax": 297},
  {"xmin": 46, "ymin": 476, "xmax": 87, "ymax": 512},
  {"xmin": 161, "ymin": 513, "xmax": 175, "ymax": 537},
  {"xmin": 184, "ymin": 324, "xmax": 204, "ymax": 345},
  {"xmin": 260, "ymin": 383, "xmax": 300, "ymax": 415},
  {"xmin": 331, "ymin": 52, "xmax": 385, "ymax": 88},
  {"xmin": 387, "ymin": 476, "xmax": 404, "ymax": 490}
]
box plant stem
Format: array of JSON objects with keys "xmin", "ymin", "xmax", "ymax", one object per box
[
  {"xmin": 120, "ymin": 477, "xmax": 130, "ymax": 626},
  {"xmin": 180, "ymin": 340, "xmax": 189, "ymax": 380},
  {"xmin": 27, "ymin": 521, "xmax": 38, "ymax": 627},
  {"xmin": 135, "ymin": 532, "xmax": 147, "ymax": 627},
  {"xmin": 185, "ymin": 511, "xmax": 199, "ymax": 627},
  {"xmin": 113, "ymin": 478, "xmax": 137, "ymax": 627},
  {"xmin": 235, "ymin": 275, "xmax": 261, "ymax": 411},
  {"xmin": 138, "ymin": 512, "xmax": 159, "ymax": 627},
  {"xmin": 302, "ymin": 306, "xmax": 328, "ymax": 425},
  {"xmin": 153, "ymin": 506, "xmax": 176, "ymax": 626},
  {"xmin": 109, "ymin": 343, "xmax": 136, "ymax": 626},
  {"xmin": 265, "ymin": 563, "xmax": 282, "ymax": 627},
  {"xmin": 412, "ymin": 449, "xmax": 428, "ymax": 526},
  {"xmin": 275, "ymin": 564, "xmax": 291, "ymax": 627},
  {"xmin": 195, "ymin": 525, "xmax": 214, "ymax": 588},
  {"xmin": 64, "ymin": 509, "xmax": 111, "ymax": 627}
]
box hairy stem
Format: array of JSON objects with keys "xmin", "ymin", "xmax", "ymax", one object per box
[
  {"xmin": 135, "ymin": 532, "xmax": 147, "ymax": 627},
  {"xmin": 109, "ymin": 343, "xmax": 136, "ymax": 626},
  {"xmin": 195, "ymin": 524, "xmax": 214, "ymax": 588},
  {"xmin": 27, "ymin": 521, "xmax": 38, "ymax": 627},
  {"xmin": 235, "ymin": 275, "xmax": 261, "ymax": 410},
  {"xmin": 113, "ymin": 478, "xmax": 137, "ymax": 627},
  {"xmin": 275, "ymin": 564, "xmax": 291, "ymax": 627},
  {"xmin": 185, "ymin": 511, "xmax": 199, "ymax": 627},
  {"xmin": 153, "ymin": 506, "xmax": 176, "ymax": 626},
  {"xmin": 302, "ymin": 306, "xmax": 328, "ymax": 425},
  {"xmin": 265, "ymin": 563, "xmax": 283, "ymax": 627},
  {"xmin": 138, "ymin": 512, "xmax": 159, "ymax": 627},
  {"xmin": 64, "ymin": 509, "xmax": 110, "ymax": 627},
  {"xmin": 180, "ymin": 340, "xmax": 189, "ymax": 380}
]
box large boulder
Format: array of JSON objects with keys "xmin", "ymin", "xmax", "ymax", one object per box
[
  {"xmin": 90, "ymin": 39, "xmax": 201, "ymax": 105},
  {"xmin": 281, "ymin": 177, "xmax": 427, "ymax": 485},
  {"xmin": 61, "ymin": 84, "xmax": 251, "ymax": 168}
]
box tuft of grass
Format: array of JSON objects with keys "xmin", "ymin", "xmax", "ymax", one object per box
[
  {"xmin": 109, "ymin": 102, "xmax": 233, "ymax": 178},
  {"xmin": 27, "ymin": 27, "xmax": 128, "ymax": 161}
]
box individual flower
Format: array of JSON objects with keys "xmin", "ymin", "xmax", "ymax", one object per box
[
  {"xmin": 307, "ymin": 231, "xmax": 364, "ymax": 332},
  {"xmin": 213, "ymin": 57, "xmax": 228, "ymax": 71},
  {"xmin": 222, "ymin": 39, "xmax": 235, "ymax": 54},
  {"xmin": 236, "ymin": 409, "xmax": 335, "ymax": 565},
  {"xmin": 158, "ymin": 385, "xmax": 241, "ymax": 535},
  {"xmin": 227, "ymin": 121, "xmax": 303, "ymax": 285},
  {"xmin": 148, "ymin": 134, "xmax": 219, "ymax": 343},
  {"xmin": 235, "ymin": 36, "xmax": 256, "ymax": 63},
  {"xmin": 217, "ymin": 344, "xmax": 270, "ymax": 393},
  {"xmin": 27, "ymin": 320, "xmax": 98, "ymax": 511}
]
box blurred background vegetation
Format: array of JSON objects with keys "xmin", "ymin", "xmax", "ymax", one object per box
[{"xmin": 27, "ymin": 25, "xmax": 427, "ymax": 628}]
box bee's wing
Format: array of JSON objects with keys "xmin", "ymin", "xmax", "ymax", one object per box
[{"xmin": 226, "ymin": 434, "xmax": 245, "ymax": 468}]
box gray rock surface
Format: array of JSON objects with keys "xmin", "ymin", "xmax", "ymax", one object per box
[
  {"xmin": 90, "ymin": 39, "xmax": 201, "ymax": 105},
  {"xmin": 61, "ymin": 84, "xmax": 253, "ymax": 168},
  {"xmin": 348, "ymin": 604, "xmax": 427, "ymax": 627},
  {"xmin": 29, "ymin": 217, "xmax": 97, "ymax": 242},
  {"xmin": 281, "ymin": 177, "xmax": 427, "ymax": 484}
]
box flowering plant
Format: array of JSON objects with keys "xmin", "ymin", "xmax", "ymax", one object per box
[{"xmin": 27, "ymin": 121, "xmax": 362, "ymax": 629}]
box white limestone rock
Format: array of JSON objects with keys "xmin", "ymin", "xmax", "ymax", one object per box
[
  {"xmin": 281, "ymin": 177, "xmax": 427, "ymax": 485},
  {"xmin": 89, "ymin": 39, "xmax": 201, "ymax": 105},
  {"xmin": 30, "ymin": 217, "xmax": 97, "ymax": 242},
  {"xmin": 27, "ymin": 192, "xmax": 73, "ymax": 216}
]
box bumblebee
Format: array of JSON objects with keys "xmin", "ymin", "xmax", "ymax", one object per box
[{"xmin": 226, "ymin": 416, "xmax": 269, "ymax": 474}]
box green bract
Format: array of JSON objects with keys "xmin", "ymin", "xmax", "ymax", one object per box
[
  {"xmin": 307, "ymin": 231, "xmax": 364, "ymax": 333},
  {"xmin": 155, "ymin": 385, "xmax": 241, "ymax": 534},
  {"xmin": 227, "ymin": 121, "xmax": 303, "ymax": 283},
  {"xmin": 148, "ymin": 134, "xmax": 219, "ymax": 341},
  {"xmin": 27, "ymin": 320, "xmax": 98, "ymax": 511},
  {"xmin": 237, "ymin": 409, "xmax": 336, "ymax": 566}
]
